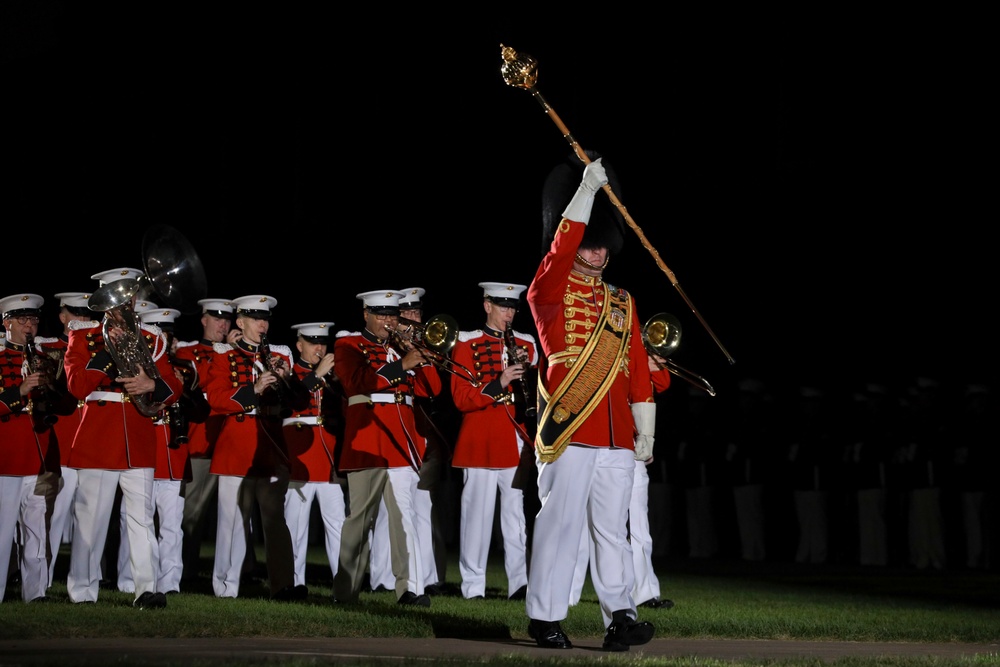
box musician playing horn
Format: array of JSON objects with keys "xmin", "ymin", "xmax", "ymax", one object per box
[
  {"xmin": 331, "ymin": 290, "xmax": 441, "ymax": 607},
  {"xmin": 449, "ymin": 281, "xmax": 536, "ymax": 601},
  {"xmin": 524, "ymin": 152, "xmax": 656, "ymax": 651},
  {"xmin": 64, "ymin": 269, "xmax": 183, "ymax": 609},
  {"xmin": 203, "ymin": 294, "xmax": 310, "ymax": 601},
  {"xmin": 0, "ymin": 293, "xmax": 60, "ymax": 603}
]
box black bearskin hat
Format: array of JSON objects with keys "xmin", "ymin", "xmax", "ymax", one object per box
[{"xmin": 541, "ymin": 149, "xmax": 625, "ymax": 256}]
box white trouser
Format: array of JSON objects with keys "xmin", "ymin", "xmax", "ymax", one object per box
[
  {"xmin": 48, "ymin": 466, "xmax": 78, "ymax": 588},
  {"xmin": 569, "ymin": 458, "xmax": 659, "ymax": 607},
  {"xmin": 458, "ymin": 467, "xmax": 527, "ymax": 598},
  {"xmin": 284, "ymin": 480, "xmax": 347, "ymax": 586},
  {"xmin": 526, "ymin": 446, "xmax": 635, "ymax": 628},
  {"xmin": 118, "ymin": 479, "xmax": 184, "ymax": 593},
  {"xmin": 413, "ymin": 485, "xmax": 438, "ymax": 589},
  {"xmin": 180, "ymin": 457, "xmax": 218, "ymax": 579},
  {"xmin": 68, "ymin": 468, "xmax": 156, "ymax": 603},
  {"xmin": 385, "ymin": 466, "xmax": 425, "ymax": 596},
  {"xmin": 368, "ymin": 495, "xmax": 394, "ymax": 590},
  {"xmin": 1, "ymin": 474, "xmax": 55, "ymax": 603}
]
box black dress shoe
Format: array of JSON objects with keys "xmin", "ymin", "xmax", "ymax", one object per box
[
  {"xmin": 603, "ymin": 618, "xmax": 655, "ymax": 652},
  {"xmin": 508, "ymin": 585, "xmax": 527, "ymax": 600},
  {"xmin": 272, "ymin": 584, "xmax": 308, "ymax": 601},
  {"xmin": 397, "ymin": 591, "xmax": 431, "ymax": 607},
  {"xmin": 639, "ymin": 597, "xmax": 675, "ymax": 609},
  {"xmin": 134, "ymin": 591, "xmax": 167, "ymax": 609},
  {"xmin": 528, "ymin": 619, "xmax": 573, "ymax": 649},
  {"xmin": 424, "ymin": 583, "xmax": 443, "ymax": 596}
]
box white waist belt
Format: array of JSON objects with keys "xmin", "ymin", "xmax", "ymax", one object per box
[
  {"xmin": 347, "ymin": 393, "xmax": 413, "ymax": 407},
  {"xmin": 86, "ymin": 391, "xmax": 125, "ymax": 403},
  {"xmin": 282, "ymin": 416, "xmax": 319, "ymax": 427}
]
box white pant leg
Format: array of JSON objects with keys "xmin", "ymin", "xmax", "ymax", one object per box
[
  {"xmin": 588, "ymin": 448, "xmax": 636, "ymax": 628},
  {"xmin": 497, "ymin": 467, "xmax": 528, "ymax": 596},
  {"xmin": 368, "ymin": 495, "xmax": 394, "ymax": 590},
  {"xmin": 154, "ymin": 479, "xmax": 184, "ymax": 593},
  {"xmin": 284, "ymin": 481, "xmax": 315, "ymax": 587},
  {"xmin": 17, "ymin": 473, "xmax": 55, "ymax": 602},
  {"xmin": 629, "ymin": 459, "xmax": 660, "ymax": 605},
  {"xmin": 48, "ymin": 467, "xmax": 77, "ymax": 588},
  {"xmin": 68, "ymin": 469, "xmax": 120, "ymax": 603},
  {"xmin": 0, "ymin": 476, "xmax": 22, "ymax": 603},
  {"xmin": 458, "ymin": 468, "xmax": 498, "ymax": 598},
  {"xmin": 568, "ymin": 520, "xmax": 588, "ymax": 606},
  {"xmin": 213, "ymin": 475, "xmax": 245, "ymax": 597},
  {"xmin": 526, "ymin": 446, "xmax": 594, "ymax": 623},
  {"xmin": 120, "ymin": 467, "xmax": 157, "ymax": 600},
  {"xmin": 413, "ymin": 485, "xmax": 437, "ymax": 588},
  {"xmin": 117, "ymin": 499, "xmax": 134, "ymax": 592},
  {"xmin": 315, "ymin": 482, "xmax": 347, "ymax": 580},
  {"xmin": 385, "ymin": 467, "xmax": 425, "ymax": 595}
]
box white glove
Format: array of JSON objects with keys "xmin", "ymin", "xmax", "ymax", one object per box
[
  {"xmin": 631, "ymin": 401, "xmax": 656, "ymax": 461},
  {"xmin": 562, "ymin": 158, "xmax": 608, "ymax": 223}
]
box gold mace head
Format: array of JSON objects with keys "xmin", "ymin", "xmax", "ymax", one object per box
[{"xmin": 500, "ymin": 44, "xmax": 538, "ymax": 90}]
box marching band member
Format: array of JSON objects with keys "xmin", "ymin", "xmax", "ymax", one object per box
[
  {"xmin": 331, "ymin": 290, "xmax": 441, "ymax": 607},
  {"xmin": 0, "ymin": 293, "xmax": 59, "ymax": 603},
  {"xmin": 176, "ymin": 298, "xmax": 238, "ymax": 584},
  {"xmin": 37, "ymin": 291, "xmax": 94, "ymax": 589},
  {"xmin": 450, "ymin": 282, "xmax": 536, "ymax": 601},
  {"xmin": 203, "ymin": 294, "xmax": 310, "ymax": 600},
  {"xmin": 525, "ymin": 153, "xmax": 656, "ymax": 651},
  {"xmin": 64, "ymin": 269, "xmax": 183, "ymax": 608},
  {"xmin": 282, "ymin": 321, "xmax": 346, "ymax": 590}
]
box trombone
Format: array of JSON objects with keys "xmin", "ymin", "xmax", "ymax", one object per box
[
  {"xmin": 386, "ymin": 314, "xmax": 481, "ymax": 387},
  {"xmin": 642, "ymin": 313, "xmax": 716, "ymax": 397}
]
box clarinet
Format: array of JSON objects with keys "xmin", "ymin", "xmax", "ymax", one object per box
[
  {"xmin": 258, "ymin": 333, "xmax": 292, "ymax": 418},
  {"xmin": 23, "ymin": 333, "xmax": 58, "ymax": 428},
  {"xmin": 503, "ymin": 327, "xmax": 537, "ymax": 420}
]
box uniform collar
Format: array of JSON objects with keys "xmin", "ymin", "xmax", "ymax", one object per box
[{"xmin": 483, "ymin": 324, "xmax": 503, "ymax": 338}]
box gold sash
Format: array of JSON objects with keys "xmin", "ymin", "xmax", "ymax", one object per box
[{"xmin": 535, "ymin": 286, "xmax": 632, "ymax": 462}]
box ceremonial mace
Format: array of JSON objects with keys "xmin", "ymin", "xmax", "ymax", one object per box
[{"xmin": 500, "ymin": 44, "xmax": 735, "ymax": 366}]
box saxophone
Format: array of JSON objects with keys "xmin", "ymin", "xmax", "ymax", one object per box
[{"xmin": 503, "ymin": 327, "xmax": 537, "ymax": 420}]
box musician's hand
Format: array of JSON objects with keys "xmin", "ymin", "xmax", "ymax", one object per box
[
  {"xmin": 18, "ymin": 373, "xmax": 44, "ymax": 396},
  {"xmin": 500, "ymin": 364, "xmax": 524, "ymax": 387},
  {"xmin": 315, "ymin": 353, "xmax": 335, "ymax": 378},
  {"xmin": 117, "ymin": 365, "xmax": 156, "ymax": 395},
  {"xmin": 271, "ymin": 358, "xmax": 290, "ymax": 379},
  {"xmin": 648, "ymin": 354, "xmax": 666, "ymax": 372},
  {"xmin": 401, "ymin": 347, "xmax": 432, "ymax": 371},
  {"xmin": 254, "ymin": 371, "xmax": 278, "ymax": 394}
]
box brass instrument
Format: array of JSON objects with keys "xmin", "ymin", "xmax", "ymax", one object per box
[
  {"xmin": 500, "ymin": 45, "xmax": 735, "ymax": 366},
  {"xmin": 88, "ymin": 225, "xmax": 208, "ymax": 418},
  {"xmin": 503, "ymin": 326, "xmax": 536, "ymax": 419},
  {"xmin": 642, "ymin": 313, "xmax": 716, "ymax": 397},
  {"xmin": 386, "ymin": 314, "xmax": 481, "ymax": 387},
  {"xmin": 22, "ymin": 333, "xmax": 58, "ymax": 427}
]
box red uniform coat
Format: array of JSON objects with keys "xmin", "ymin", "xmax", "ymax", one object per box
[
  {"xmin": 153, "ymin": 418, "xmax": 191, "ymax": 481},
  {"xmin": 527, "ymin": 219, "xmax": 654, "ymax": 452},
  {"xmin": 36, "ymin": 335, "xmax": 85, "ymax": 466},
  {"xmin": 284, "ymin": 359, "xmax": 343, "ymax": 483},
  {"xmin": 451, "ymin": 327, "xmax": 537, "ymax": 469},
  {"xmin": 173, "ymin": 339, "xmax": 225, "ymax": 459},
  {"xmin": 0, "ymin": 341, "xmax": 57, "ymax": 476},
  {"xmin": 651, "ymin": 366, "xmax": 672, "ymax": 394},
  {"xmin": 334, "ymin": 329, "xmax": 442, "ymax": 471},
  {"xmin": 204, "ymin": 339, "xmax": 309, "ymax": 478},
  {"xmin": 64, "ymin": 320, "xmax": 183, "ymax": 470}
]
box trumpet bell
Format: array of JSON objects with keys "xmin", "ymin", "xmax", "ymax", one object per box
[
  {"xmin": 642, "ymin": 312, "xmax": 682, "ymax": 357},
  {"xmin": 422, "ymin": 314, "xmax": 459, "ymax": 355}
]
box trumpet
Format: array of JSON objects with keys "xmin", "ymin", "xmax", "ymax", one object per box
[
  {"xmin": 642, "ymin": 313, "xmax": 716, "ymax": 396},
  {"xmin": 386, "ymin": 314, "xmax": 481, "ymax": 387}
]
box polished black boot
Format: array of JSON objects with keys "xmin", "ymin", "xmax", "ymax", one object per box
[
  {"xmin": 603, "ymin": 610, "xmax": 654, "ymax": 652},
  {"xmin": 528, "ymin": 619, "xmax": 573, "ymax": 649}
]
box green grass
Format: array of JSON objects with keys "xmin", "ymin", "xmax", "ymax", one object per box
[{"xmin": 3, "ymin": 545, "xmax": 999, "ymax": 666}]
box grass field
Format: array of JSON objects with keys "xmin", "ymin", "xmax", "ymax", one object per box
[{"xmin": 3, "ymin": 543, "xmax": 999, "ymax": 666}]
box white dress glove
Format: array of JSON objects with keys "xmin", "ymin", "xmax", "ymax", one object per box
[
  {"xmin": 631, "ymin": 401, "xmax": 656, "ymax": 462},
  {"xmin": 562, "ymin": 158, "xmax": 608, "ymax": 224}
]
